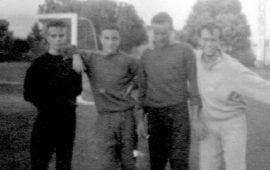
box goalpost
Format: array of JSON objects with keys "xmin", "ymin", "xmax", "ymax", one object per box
[{"xmin": 38, "ymin": 13, "xmax": 98, "ymax": 105}]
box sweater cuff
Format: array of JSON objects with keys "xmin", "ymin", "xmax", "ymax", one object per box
[{"xmin": 189, "ymin": 96, "xmax": 202, "ymax": 106}]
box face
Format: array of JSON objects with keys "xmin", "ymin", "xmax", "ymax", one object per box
[
  {"xmin": 100, "ymin": 29, "xmax": 120, "ymax": 54},
  {"xmin": 199, "ymin": 29, "xmax": 221, "ymax": 57},
  {"xmin": 151, "ymin": 22, "xmax": 172, "ymax": 48},
  {"xmin": 46, "ymin": 27, "xmax": 67, "ymax": 51}
]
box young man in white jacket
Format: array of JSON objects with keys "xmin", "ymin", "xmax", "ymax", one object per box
[{"xmin": 195, "ymin": 22, "xmax": 270, "ymax": 170}]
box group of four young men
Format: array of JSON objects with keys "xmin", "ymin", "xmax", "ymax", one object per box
[{"xmin": 24, "ymin": 11, "xmax": 270, "ymax": 170}]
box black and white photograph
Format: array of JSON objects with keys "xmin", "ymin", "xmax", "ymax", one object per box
[{"xmin": 1, "ymin": 0, "xmax": 270, "ymax": 170}]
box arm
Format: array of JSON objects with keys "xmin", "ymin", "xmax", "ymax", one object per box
[
  {"xmin": 184, "ymin": 45, "xmax": 202, "ymax": 107},
  {"xmin": 190, "ymin": 104, "xmax": 208, "ymax": 140},
  {"xmin": 24, "ymin": 59, "xmax": 44, "ymax": 108},
  {"xmin": 123, "ymin": 58, "xmax": 139, "ymax": 97},
  {"xmin": 134, "ymin": 105, "xmax": 149, "ymax": 139},
  {"xmin": 138, "ymin": 56, "xmax": 147, "ymax": 109},
  {"xmin": 234, "ymin": 63, "xmax": 270, "ymax": 105},
  {"xmin": 71, "ymin": 68, "xmax": 83, "ymax": 98},
  {"xmin": 136, "ymin": 55, "xmax": 149, "ymax": 138},
  {"xmin": 72, "ymin": 54, "xmax": 85, "ymax": 73},
  {"xmin": 72, "ymin": 50, "xmax": 95, "ymax": 73},
  {"xmin": 184, "ymin": 47, "xmax": 207, "ymax": 140}
]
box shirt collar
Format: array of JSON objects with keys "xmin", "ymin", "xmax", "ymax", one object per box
[
  {"xmin": 102, "ymin": 50, "xmax": 120, "ymax": 59},
  {"xmin": 47, "ymin": 52, "xmax": 63, "ymax": 61},
  {"xmin": 153, "ymin": 39, "xmax": 179, "ymax": 50},
  {"xmin": 200, "ymin": 50, "xmax": 224, "ymax": 70}
]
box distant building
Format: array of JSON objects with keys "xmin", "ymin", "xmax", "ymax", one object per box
[{"xmin": 257, "ymin": 0, "xmax": 270, "ymax": 65}]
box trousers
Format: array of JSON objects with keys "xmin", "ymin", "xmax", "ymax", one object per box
[
  {"xmin": 199, "ymin": 115, "xmax": 247, "ymax": 170},
  {"xmin": 145, "ymin": 103, "xmax": 190, "ymax": 170},
  {"xmin": 95, "ymin": 109, "xmax": 136, "ymax": 170},
  {"xmin": 31, "ymin": 105, "xmax": 76, "ymax": 170}
]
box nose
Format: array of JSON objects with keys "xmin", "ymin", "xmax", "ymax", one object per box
[
  {"xmin": 155, "ymin": 34, "xmax": 163, "ymax": 41},
  {"xmin": 108, "ymin": 39, "xmax": 116, "ymax": 47},
  {"xmin": 55, "ymin": 35, "xmax": 60, "ymax": 41},
  {"xmin": 205, "ymin": 40, "xmax": 213, "ymax": 47}
]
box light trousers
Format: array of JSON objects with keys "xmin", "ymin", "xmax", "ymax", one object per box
[{"xmin": 199, "ymin": 115, "xmax": 247, "ymax": 170}]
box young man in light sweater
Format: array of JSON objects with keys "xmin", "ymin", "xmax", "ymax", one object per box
[{"xmin": 195, "ymin": 22, "xmax": 270, "ymax": 170}]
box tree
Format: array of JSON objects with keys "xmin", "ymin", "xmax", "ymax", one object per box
[
  {"xmin": 0, "ymin": 19, "xmax": 16, "ymax": 62},
  {"xmin": 80, "ymin": 0, "xmax": 117, "ymax": 34},
  {"xmin": 27, "ymin": 23, "xmax": 47, "ymax": 60},
  {"xmin": 38, "ymin": 0, "xmax": 147, "ymax": 52},
  {"xmin": 27, "ymin": 23, "xmax": 43, "ymax": 45},
  {"xmin": 116, "ymin": 2, "xmax": 147, "ymax": 52},
  {"xmin": 0, "ymin": 19, "xmax": 13, "ymax": 52},
  {"xmin": 177, "ymin": 0, "xmax": 255, "ymax": 66}
]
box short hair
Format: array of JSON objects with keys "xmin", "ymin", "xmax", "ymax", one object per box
[
  {"xmin": 151, "ymin": 12, "xmax": 173, "ymax": 28},
  {"xmin": 44, "ymin": 20, "xmax": 67, "ymax": 36},
  {"xmin": 198, "ymin": 22, "xmax": 222, "ymax": 39},
  {"xmin": 100, "ymin": 23, "xmax": 120, "ymax": 34},
  {"xmin": 46, "ymin": 20, "xmax": 67, "ymax": 29}
]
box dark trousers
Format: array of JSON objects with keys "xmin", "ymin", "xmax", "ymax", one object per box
[
  {"xmin": 30, "ymin": 105, "xmax": 76, "ymax": 170},
  {"xmin": 145, "ymin": 103, "xmax": 190, "ymax": 170},
  {"xmin": 95, "ymin": 109, "xmax": 136, "ymax": 170}
]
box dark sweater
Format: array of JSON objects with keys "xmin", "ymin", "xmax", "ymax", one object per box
[
  {"xmin": 139, "ymin": 42, "xmax": 201, "ymax": 108},
  {"xmin": 81, "ymin": 51, "xmax": 138, "ymax": 113},
  {"xmin": 24, "ymin": 52, "xmax": 82, "ymax": 110}
]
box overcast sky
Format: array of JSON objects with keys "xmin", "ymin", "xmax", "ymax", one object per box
[{"xmin": 0, "ymin": 0, "xmax": 259, "ymax": 40}]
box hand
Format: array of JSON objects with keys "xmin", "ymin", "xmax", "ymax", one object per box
[
  {"xmin": 191, "ymin": 105, "xmax": 208, "ymax": 141},
  {"xmin": 192, "ymin": 118, "xmax": 208, "ymax": 141},
  {"xmin": 72, "ymin": 54, "xmax": 85, "ymax": 73},
  {"xmin": 121, "ymin": 85, "xmax": 133, "ymax": 98},
  {"xmin": 61, "ymin": 45, "xmax": 77, "ymax": 58},
  {"xmin": 137, "ymin": 120, "xmax": 149, "ymax": 139}
]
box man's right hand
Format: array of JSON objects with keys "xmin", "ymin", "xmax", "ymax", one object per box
[
  {"xmin": 137, "ymin": 119, "xmax": 149, "ymax": 139},
  {"xmin": 135, "ymin": 108, "xmax": 149, "ymax": 139},
  {"xmin": 191, "ymin": 105, "xmax": 208, "ymax": 141},
  {"xmin": 192, "ymin": 117, "xmax": 208, "ymax": 141},
  {"xmin": 72, "ymin": 54, "xmax": 85, "ymax": 73}
]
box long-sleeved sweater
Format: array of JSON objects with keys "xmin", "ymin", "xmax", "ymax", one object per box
[
  {"xmin": 81, "ymin": 51, "xmax": 138, "ymax": 113},
  {"xmin": 196, "ymin": 50, "xmax": 270, "ymax": 120},
  {"xmin": 24, "ymin": 52, "xmax": 82, "ymax": 110},
  {"xmin": 139, "ymin": 42, "xmax": 201, "ymax": 108}
]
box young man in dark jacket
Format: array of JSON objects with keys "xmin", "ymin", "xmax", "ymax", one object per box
[{"xmin": 24, "ymin": 20, "xmax": 82, "ymax": 170}]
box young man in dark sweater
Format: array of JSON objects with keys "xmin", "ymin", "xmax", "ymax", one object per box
[
  {"xmin": 72, "ymin": 25, "xmax": 138, "ymax": 170},
  {"xmin": 24, "ymin": 21, "xmax": 82, "ymax": 170},
  {"xmin": 137, "ymin": 12, "xmax": 201, "ymax": 170}
]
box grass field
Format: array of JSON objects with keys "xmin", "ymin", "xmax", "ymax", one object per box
[{"xmin": 1, "ymin": 62, "xmax": 270, "ymax": 170}]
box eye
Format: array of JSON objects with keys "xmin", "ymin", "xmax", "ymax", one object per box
[
  {"xmin": 51, "ymin": 34, "xmax": 57, "ymax": 38},
  {"xmin": 59, "ymin": 34, "xmax": 65, "ymax": 38},
  {"xmin": 112, "ymin": 37, "xmax": 118, "ymax": 41}
]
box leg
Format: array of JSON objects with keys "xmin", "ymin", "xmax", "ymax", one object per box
[
  {"xmin": 120, "ymin": 110, "xmax": 136, "ymax": 170},
  {"xmin": 199, "ymin": 119, "xmax": 223, "ymax": 170},
  {"xmin": 95, "ymin": 113, "xmax": 121, "ymax": 170},
  {"xmin": 146, "ymin": 107, "xmax": 170, "ymax": 170},
  {"xmin": 56, "ymin": 106, "xmax": 76, "ymax": 170},
  {"xmin": 31, "ymin": 113, "xmax": 56, "ymax": 170},
  {"xmin": 221, "ymin": 116, "xmax": 247, "ymax": 170},
  {"xmin": 169, "ymin": 104, "xmax": 190, "ymax": 170}
]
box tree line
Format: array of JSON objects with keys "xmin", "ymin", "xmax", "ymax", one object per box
[{"xmin": 0, "ymin": 0, "xmax": 255, "ymax": 66}]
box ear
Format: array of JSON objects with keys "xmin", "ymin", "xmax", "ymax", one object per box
[
  {"xmin": 197, "ymin": 36, "xmax": 202, "ymax": 47},
  {"xmin": 99, "ymin": 35, "xmax": 102, "ymax": 44}
]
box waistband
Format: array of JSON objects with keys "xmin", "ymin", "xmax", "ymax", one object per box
[{"xmin": 98, "ymin": 106, "xmax": 135, "ymax": 115}]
